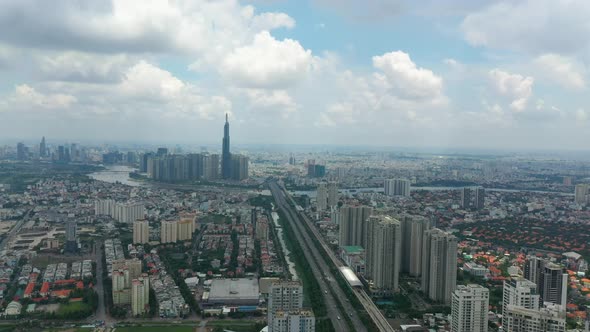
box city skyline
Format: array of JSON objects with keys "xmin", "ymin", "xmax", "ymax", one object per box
[{"xmin": 1, "ymin": 0, "xmax": 590, "ymax": 149}]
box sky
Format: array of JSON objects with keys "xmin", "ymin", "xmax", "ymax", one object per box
[{"xmin": 0, "ymin": 0, "xmax": 589, "ymax": 150}]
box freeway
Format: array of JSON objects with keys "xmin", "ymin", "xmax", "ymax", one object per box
[
  {"xmin": 270, "ymin": 182, "xmax": 366, "ymax": 332},
  {"xmin": 273, "ymin": 182, "xmax": 394, "ymax": 332},
  {"xmin": 0, "ymin": 209, "xmax": 31, "ymax": 251}
]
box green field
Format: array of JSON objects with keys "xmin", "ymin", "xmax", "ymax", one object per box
[{"xmin": 57, "ymin": 302, "xmax": 92, "ymax": 315}]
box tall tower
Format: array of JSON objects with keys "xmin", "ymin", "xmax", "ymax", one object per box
[
  {"xmin": 451, "ymin": 284, "xmax": 489, "ymax": 332},
  {"xmin": 39, "ymin": 137, "xmax": 46, "ymax": 158},
  {"xmin": 400, "ymin": 214, "xmax": 431, "ymax": 277},
  {"xmin": 422, "ymin": 228, "xmax": 458, "ymax": 304},
  {"xmin": 366, "ymin": 215, "xmax": 401, "ymax": 295},
  {"xmin": 338, "ymin": 205, "xmax": 373, "ymax": 248},
  {"xmin": 222, "ymin": 113, "xmax": 232, "ymax": 179}
]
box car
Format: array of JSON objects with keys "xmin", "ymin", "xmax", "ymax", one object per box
[
  {"xmin": 337, "ymin": 316, "xmax": 341, "ymax": 320},
  {"xmin": 324, "ymin": 290, "xmax": 328, "ymax": 294}
]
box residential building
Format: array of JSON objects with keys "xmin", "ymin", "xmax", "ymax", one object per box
[
  {"xmin": 338, "ymin": 205, "xmax": 373, "ymax": 248},
  {"xmin": 451, "ymin": 284, "xmax": 489, "ymax": 332},
  {"xmin": 133, "ymin": 219, "xmax": 149, "ymax": 244},
  {"xmin": 270, "ymin": 309, "xmax": 315, "ymax": 332},
  {"xmin": 502, "ymin": 277, "xmax": 540, "ymax": 329},
  {"xmin": 400, "ymin": 214, "xmax": 431, "ymax": 277},
  {"xmin": 131, "ymin": 276, "xmax": 149, "ymax": 316},
  {"xmin": 575, "ymin": 184, "xmax": 590, "ymax": 205},
  {"xmin": 422, "ymin": 228, "xmax": 457, "ymax": 304},
  {"xmin": 161, "ymin": 220, "xmax": 178, "ymax": 243},
  {"xmin": 177, "ymin": 214, "xmax": 195, "ymax": 241},
  {"xmin": 384, "ymin": 178, "xmax": 411, "ymax": 197},
  {"xmin": 366, "ymin": 215, "xmax": 401, "ymax": 295},
  {"xmin": 327, "ymin": 181, "xmax": 338, "ymax": 207},
  {"xmin": 316, "ymin": 182, "xmax": 327, "ymax": 211},
  {"xmin": 503, "ymin": 303, "xmax": 566, "ymax": 332}
]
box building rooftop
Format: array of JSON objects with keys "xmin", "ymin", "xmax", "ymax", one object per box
[{"xmin": 208, "ymin": 278, "xmax": 259, "ymax": 301}]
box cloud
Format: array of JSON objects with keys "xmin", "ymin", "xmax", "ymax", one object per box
[
  {"xmin": 461, "ymin": 0, "xmax": 590, "ymax": 54},
  {"xmin": 220, "ymin": 31, "xmax": 313, "ymax": 88},
  {"xmin": 488, "ymin": 69, "xmax": 534, "ymax": 112},
  {"xmin": 243, "ymin": 89, "xmax": 298, "ymax": 114},
  {"xmin": 372, "ymin": 51, "xmax": 444, "ymax": 100},
  {"xmin": 0, "ymin": 0, "xmax": 295, "ymax": 55},
  {"xmin": 37, "ymin": 52, "xmax": 133, "ymax": 83},
  {"xmin": 576, "ymin": 109, "xmax": 588, "ymax": 122},
  {"xmin": 0, "ymin": 84, "xmax": 77, "ymax": 111},
  {"xmin": 533, "ymin": 54, "xmax": 586, "ymax": 90}
]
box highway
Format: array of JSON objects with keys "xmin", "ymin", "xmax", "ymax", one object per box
[
  {"xmin": 270, "ymin": 182, "xmax": 366, "ymax": 332},
  {"xmin": 271, "ymin": 181, "xmax": 394, "ymax": 332}
]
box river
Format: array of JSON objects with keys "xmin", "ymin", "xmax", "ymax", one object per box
[{"xmin": 88, "ymin": 165, "xmax": 144, "ymax": 187}]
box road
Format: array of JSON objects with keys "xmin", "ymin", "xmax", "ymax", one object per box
[
  {"xmin": 93, "ymin": 239, "xmax": 112, "ymax": 325},
  {"xmin": 271, "ymin": 181, "xmax": 394, "ymax": 332},
  {"xmin": 270, "ymin": 182, "xmax": 365, "ymax": 332}
]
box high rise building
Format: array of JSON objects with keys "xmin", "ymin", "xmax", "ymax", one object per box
[
  {"xmin": 474, "ymin": 187, "xmax": 485, "ymax": 209},
  {"xmin": 231, "ymin": 154, "xmax": 249, "ymax": 180},
  {"xmin": 112, "ymin": 269, "xmax": 131, "ymax": 305},
  {"xmin": 327, "ymin": 181, "xmax": 338, "ymax": 207},
  {"xmin": 316, "ymin": 183, "xmax": 328, "ymax": 211},
  {"xmin": 267, "ymin": 281, "xmax": 314, "ymax": 332},
  {"xmin": 131, "ymin": 276, "xmax": 149, "ymax": 316},
  {"xmin": 541, "ymin": 263, "xmax": 568, "ymax": 309},
  {"xmin": 384, "ymin": 179, "xmax": 411, "ymax": 197},
  {"xmin": 451, "ymin": 284, "xmax": 489, "ymax": 332},
  {"xmin": 338, "ymin": 205, "xmax": 373, "ymax": 248},
  {"xmin": 502, "ymin": 277, "xmax": 540, "ymax": 328},
  {"xmin": 177, "ymin": 214, "xmax": 196, "ymax": 241},
  {"xmin": 65, "ymin": 220, "xmax": 77, "ymax": 252},
  {"xmin": 575, "ymin": 184, "xmax": 590, "ymax": 205},
  {"xmin": 421, "ymin": 228, "xmax": 457, "ymax": 304},
  {"xmin": 113, "ymin": 202, "xmax": 145, "ymax": 223},
  {"xmin": 156, "ymin": 147, "xmax": 168, "ymax": 157},
  {"xmin": 523, "ymin": 255, "xmax": 545, "ymax": 294},
  {"xmin": 39, "ymin": 137, "xmax": 46, "ymax": 158},
  {"xmin": 161, "ymin": 220, "xmax": 178, "ymax": 243},
  {"xmin": 307, "ymin": 159, "xmax": 316, "ymax": 177},
  {"xmin": 400, "ymin": 215, "xmax": 431, "ymax": 277},
  {"xmin": 503, "ymin": 303, "xmax": 566, "ymax": 332},
  {"xmin": 461, "ymin": 187, "xmax": 472, "ymax": 208},
  {"xmin": 16, "ymin": 142, "xmax": 26, "ymax": 160},
  {"xmin": 366, "ymin": 215, "xmax": 401, "ymax": 295},
  {"xmin": 270, "ymin": 310, "xmax": 315, "ymax": 332},
  {"xmin": 222, "ymin": 114, "xmax": 232, "ymax": 179},
  {"xmin": 95, "ymin": 199, "xmax": 115, "ymax": 216},
  {"xmin": 133, "ymin": 219, "xmax": 150, "ymax": 244}
]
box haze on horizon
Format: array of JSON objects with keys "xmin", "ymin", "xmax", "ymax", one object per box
[{"xmin": 0, "ymin": 0, "xmax": 589, "ymax": 150}]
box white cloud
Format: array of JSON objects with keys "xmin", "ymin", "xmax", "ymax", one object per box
[
  {"xmin": 489, "ymin": 69, "xmax": 534, "ymax": 112},
  {"xmin": 461, "ymin": 0, "xmax": 590, "ymax": 54},
  {"xmin": 243, "ymin": 89, "xmax": 298, "ymax": 114},
  {"xmin": 120, "ymin": 61, "xmax": 185, "ymax": 100},
  {"xmin": 533, "ymin": 54, "xmax": 586, "ymax": 90},
  {"xmin": 0, "ymin": 84, "xmax": 77, "ymax": 111},
  {"xmin": 372, "ymin": 51, "xmax": 444, "ymax": 100},
  {"xmin": 220, "ymin": 31, "xmax": 313, "ymax": 88},
  {"xmin": 576, "ymin": 109, "xmax": 588, "ymax": 122},
  {"xmin": 38, "ymin": 52, "xmax": 133, "ymax": 83}
]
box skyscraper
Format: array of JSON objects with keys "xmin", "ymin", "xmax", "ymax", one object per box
[
  {"xmin": 451, "ymin": 284, "xmax": 489, "ymax": 332},
  {"xmin": 65, "ymin": 220, "xmax": 77, "ymax": 252},
  {"xmin": 327, "ymin": 181, "xmax": 338, "ymax": 207},
  {"xmin": 39, "ymin": 137, "xmax": 46, "ymax": 158},
  {"xmin": 523, "ymin": 255, "xmax": 546, "ymax": 295},
  {"xmin": 131, "ymin": 276, "xmax": 149, "ymax": 316},
  {"xmin": 384, "ymin": 179, "xmax": 411, "ymax": 197},
  {"xmin": 400, "ymin": 214, "xmax": 431, "ymax": 277},
  {"xmin": 338, "ymin": 205, "xmax": 373, "ymax": 247},
  {"xmin": 541, "ymin": 263, "xmax": 568, "ymax": 309},
  {"xmin": 16, "ymin": 142, "xmax": 26, "ymax": 160},
  {"xmin": 421, "ymin": 228, "xmax": 457, "ymax": 304},
  {"xmin": 366, "ymin": 215, "xmax": 401, "ymax": 295},
  {"xmin": 461, "ymin": 187, "xmax": 472, "ymax": 208},
  {"xmin": 575, "ymin": 184, "xmax": 590, "ymax": 205},
  {"xmin": 161, "ymin": 220, "xmax": 178, "ymax": 243},
  {"xmin": 316, "ymin": 182, "xmax": 327, "ymax": 211},
  {"xmin": 222, "ymin": 113, "xmax": 232, "ymax": 179},
  {"xmin": 474, "ymin": 187, "xmax": 485, "ymax": 209}
]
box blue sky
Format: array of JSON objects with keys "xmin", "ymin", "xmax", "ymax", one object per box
[{"xmin": 0, "ymin": 0, "xmax": 589, "ymax": 150}]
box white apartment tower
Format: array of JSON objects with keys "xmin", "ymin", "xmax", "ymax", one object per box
[
  {"xmin": 268, "ymin": 281, "xmax": 313, "ymax": 332},
  {"xmin": 160, "ymin": 220, "xmax": 178, "ymax": 243},
  {"xmin": 366, "ymin": 215, "xmax": 401, "ymax": 295},
  {"xmin": 421, "ymin": 228, "xmax": 458, "ymax": 304},
  {"xmin": 575, "ymin": 184, "xmax": 590, "ymax": 205},
  {"xmin": 338, "ymin": 205, "xmax": 373, "ymax": 248},
  {"xmin": 400, "ymin": 214, "xmax": 431, "ymax": 277},
  {"xmin": 451, "ymin": 284, "xmax": 489, "ymax": 332},
  {"xmin": 327, "ymin": 181, "xmax": 338, "ymax": 208},
  {"xmin": 384, "ymin": 178, "xmax": 411, "ymax": 197},
  {"xmin": 133, "ymin": 219, "xmax": 149, "ymax": 244}
]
